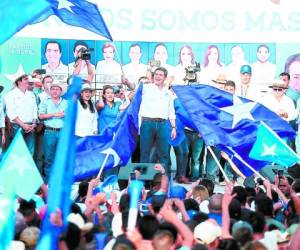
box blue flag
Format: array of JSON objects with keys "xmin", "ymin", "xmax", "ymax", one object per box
[
  {"xmin": 37, "ymin": 77, "xmax": 81, "ymax": 250},
  {"xmin": 0, "ymin": 130, "xmax": 43, "ymax": 201},
  {"xmin": 33, "ymin": 0, "xmax": 112, "ymax": 40},
  {"xmin": 173, "ymin": 85, "xmax": 295, "ymax": 176},
  {"xmin": 172, "ymin": 85, "xmax": 295, "ymax": 147},
  {"xmin": 0, "ymin": 0, "xmax": 50, "ymax": 44},
  {"xmin": 249, "ymin": 122, "xmax": 300, "ymax": 167},
  {"xmin": 74, "ymin": 85, "xmax": 142, "ymax": 181}
]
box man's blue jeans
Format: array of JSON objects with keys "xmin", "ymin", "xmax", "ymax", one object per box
[
  {"xmin": 43, "ymin": 129, "xmax": 60, "ymax": 182},
  {"xmin": 140, "ymin": 119, "xmax": 170, "ymax": 173}
]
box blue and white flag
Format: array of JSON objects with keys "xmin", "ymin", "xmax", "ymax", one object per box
[
  {"xmin": 74, "ymin": 85, "xmax": 142, "ymax": 181},
  {"xmin": 249, "ymin": 122, "xmax": 300, "ymax": 167},
  {"xmin": 33, "ymin": 0, "xmax": 112, "ymax": 40},
  {"xmin": 0, "ymin": 0, "xmax": 50, "ymax": 44}
]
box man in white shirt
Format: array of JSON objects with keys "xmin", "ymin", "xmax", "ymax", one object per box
[
  {"xmin": 139, "ymin": 67, "xmax": 176, "ymax": 174},
  {"xmin": 261, "ymin": 79, "xmax": 297, "ymax": 122},
  {"xmin": 5, "ymin": 74, "xmax": 38, "ymax": 154},
  {"xmin": 42, "ymin": 40, "xmax": 68, "ymax": 84}
]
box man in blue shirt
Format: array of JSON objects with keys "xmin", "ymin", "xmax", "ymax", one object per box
[{"xmin": 38, "ymin": 81, "xmax": 67, "ymax": 182}]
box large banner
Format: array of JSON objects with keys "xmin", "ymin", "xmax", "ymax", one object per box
[
  {"xmin": 0, "ymin": 0, "xmax": 300, "ymax": 93},
  {"xmin": 15, "ymin": 0, "xmax": 300, "ymax": 43}
]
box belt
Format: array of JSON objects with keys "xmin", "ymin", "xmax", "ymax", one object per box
[
  {"xmin": 142, "ymin": 117, "xmax": 167, "ymax": 122},
  {"xmin": 45, "ymin": 126, "xmax": 61, "ymax": 132}
]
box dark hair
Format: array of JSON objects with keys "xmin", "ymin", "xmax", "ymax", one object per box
[
  {"xmin": 292, "ymin": 179, "xmax": 300, "ymax": 193},
  {"xmin": 232, "ymin": 227, "xmax": 253, "ymax": 247},
  {"xmin": 184, "ymin": 198, "xmax": 200, "ymax": 212},
  {"xmin": 158, "ymin": 222, "xmax": 177, "ymax": 243},
  {"xmin": 138, "ymin": 215, "xmax": 159, "ymax": 240},
  {"xmin": 257, "ymin": 44, "xmax": 270, "ymax": 53},
  {"xmin": 45, "ymin": 40, "xmax": 62, "ymax": 53},
  {"xmin": 198, "ymin": 178, "xmax": 215, "ymax": 196},
  {"xmin": 284, "ymin": 53, "xmax": 300, "ymax": 73},
  {"xmin": 42, "ymin": 75, "xmax": 53, "ymax": 84},
  {"xmin": 119, "ymin": 194, "xmax": 130, "ymax": 212},
  {"xmin": 229, "ymin": 199, "xmax": 242, "ymax": 220},
  {"xmin": 79, "ymin": 95, "xmax": 96, "ymax": 113},
  {"xmin": 154, "ymin": 67, "xmax": 168, "ymax": 78},
  {"xmin": 232, "ymin": 186, "xmax": 248, "ymax": 206},
  {"xmin": 102, "ymin": 85, "xmax": 114, "ymax": 103},
  {"xmin": 78, "ymin": 181, "xmax": 89, "ymax": 198},
  {"xmin": 248, "ymin": 211, "xmax": 265, "ymax": 233},
  {"xmin": 65, "ymin": 222, "xmax": 81, "ymax": 250},
  {"xmin": 73, "ymin": 40, "xmax": 89, "ymax": 53},
  {"xmin": 224, "ymin": 80, "xmax": 236, "ymax": 89},
  {"xmin": 279, "ymin": 72, "xmax": 290, "ymax": 80},
  {"xmin": 255, "ymin": 194, "xmax": 273, "ymax": 217}
]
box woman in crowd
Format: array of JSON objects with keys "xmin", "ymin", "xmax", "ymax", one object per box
[
  {"xmin": 96, "ymin": 85, "xmax": 128, "ymax": 133},
  {"xmin": 75, "ymin": 83, "xmax": 98, "ymax": 138},
  {"xmin": 201, "ymin": 45, "xmax": 224, "ymax": 84}
]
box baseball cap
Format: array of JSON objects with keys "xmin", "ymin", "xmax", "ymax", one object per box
[
  {"xmin": 240, "ymin": 65, "xmax": 252, "ymax": 75},
  {"xmin": 194, "ymin": 220, "xmax": 221, "ymax": 245},
  {"xmin": 67, "ymin": 213, "xmax": 93, "ymax": 232},
  {"xmin": 232, "ymin": 220, "xmax": 253, "ymax": 238}
]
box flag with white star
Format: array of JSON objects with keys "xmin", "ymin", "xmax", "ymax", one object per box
[
  {"xmin": 0, "ymin": 0, "xmax": 50, "ymax": 45},
  {"xmin": 0, "ymin": 130, "xmax": 43, "ymax": 201},
  {"xmin": 249, "ymin": 122, "xmax": 300, "ymax": 167},
  {"xmin": 32, "ymin": 0, "xmax": 112, "ymax": 40},
  {"xmin": 172, "ymin": 84, "xmax": 295, "ymax": 147}
]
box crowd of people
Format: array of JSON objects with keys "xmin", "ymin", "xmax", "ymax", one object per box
[{"xmin": 2, "ymin": 41, "xmax": 300, "ymax": 249}]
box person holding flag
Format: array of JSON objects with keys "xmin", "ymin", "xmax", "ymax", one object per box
[{"xmin": 139, "ymin": 67, "xmax": 176, "ymax": 175}]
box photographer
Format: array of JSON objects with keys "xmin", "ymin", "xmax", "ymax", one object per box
[{"xmin": 70, "ymin": 41, "xmax": 95, "ymax": 83}]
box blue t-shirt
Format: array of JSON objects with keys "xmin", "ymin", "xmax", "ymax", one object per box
[{"xmin": 97, "ymin": 101, "xmax": 121, "ymax": 132}]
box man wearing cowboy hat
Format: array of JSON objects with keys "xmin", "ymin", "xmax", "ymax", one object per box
[
  {"xmin": 212, "ymin": 74, "xmax": 228, "ymax": 89},
  {"xmin": 38, "ymin": 81, "xmax": 68, "ymax": 182},
  {"xmin": 5, "ymin": 74, "xmax": 38, "ymax": 154},
  {"xmin": 261, "ymin": 79, "xmax": 296, "ymax": 121}
]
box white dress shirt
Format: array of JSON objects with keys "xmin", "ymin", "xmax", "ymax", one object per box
[
  {"xmin": 139, "ymin": 84, "xmax": 175, "ymax": 120},
  {"xmin": 5, "ymin": 87, "xmax": 38, "ymax": 123},
  {"xmin": 42, "ymin": 62, "xmax": 68, "ymax": 83},
  {"xmin": 260, "ymin": 94, "xmax": 297, "ymax": 121},
  {"xmin": 75, "ymin": 102, "xmax": 98, "ymax": 137}
]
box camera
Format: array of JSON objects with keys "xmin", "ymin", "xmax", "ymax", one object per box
[
  {"xmin": 183, "ymin": 62, "xmax": 201, "ymax": 83},
  {"xmin": 76, "ymin": 47, "xmax": 94, "ymax": 61},
  {"xmin": 256, "ymin": 178, "xmax": 264, "ymax": 186},
  {"xmin": 148, "ymin": 60, "xmax": 161, "ymax": 72}
]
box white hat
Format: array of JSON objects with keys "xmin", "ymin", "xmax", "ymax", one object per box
[
  {"xmin": 67, "ymin": 213, "xmax": 93, "ymax": 232},
  {"xmin": 194, "ymin": 220, "xmax": 221, "ymax": 245},
  {"xmin": 27, "ymin": 75, "xmax": 40, "ymax": 83},
  {"xmin": 81, "ymin": 83, "xmax": 93, "ymax": 92},
  {"xmin": 49, "ymin": 81, "xmax": 67, "ymax": 95}
]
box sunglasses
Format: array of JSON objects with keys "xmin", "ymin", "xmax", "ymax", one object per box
[{"xmin": 273, "ymin": 88, "xmax": 284, "ymax": 92}]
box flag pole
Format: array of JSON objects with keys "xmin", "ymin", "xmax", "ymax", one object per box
[
  {"xmin": 207, "ymin": 146, "xmax": 229, "ymax": 182},
  {"xmin": 96, "ymin": 153, "xmax": 110, "ymax": 179},
  {"xmin": 228, "ymin": 147, "xmax": 265, "ymax": 179}
]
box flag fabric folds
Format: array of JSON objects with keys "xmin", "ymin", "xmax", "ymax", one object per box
[
  {"xmin": 37, "ymin": 77, "xmax": 82, "ymax": 250},
  {"xmin": 173, "ymin": 84, "xmax": 295, "ymax": 176},
  {"xmin": 249, "ymin": 122, "xmax": 300, "ymax": 167},
  {"xmin": 33, "ymin": 0, "xmax": 113, "ymax": 40},
  {"xmin": 172, "ymin": 85, "xmax": 295, "ymax": 147},
  {"xmin": 0, "ymin": 0, "xmax": 50, "ymax": 44},
  {"xmin": 74, "ymin": 85, "xmax": 142, "ymax": 181},
  {"xmin": 0, "ymin": 129, "xmax": 43, "ymax": 201}
]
